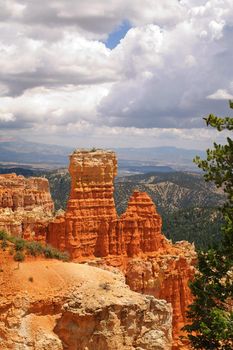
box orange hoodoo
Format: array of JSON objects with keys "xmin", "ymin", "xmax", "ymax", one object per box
[{"xmin": 48, "ymin": 149, "xmax": 168, "ymax": 259}]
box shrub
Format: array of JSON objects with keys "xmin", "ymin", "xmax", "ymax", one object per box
[
  {"xmin": 0, "ymin": 230, "xmax": 69, "ymax": 262},
  {"xmin": 14, "ymin": 251, "xmax": 25, "ymax": 262},
  {"xmin": 7, "ymin": 235, "xmax": 17, "ymax": 244},
  {"xmin": 1, "ymin": 240, "xmax": 8, "ymax": 249},
  {"xmin": 43, "ymin": 245, "xmax": 69, "ymax": 261},
  {"xmin": 15, "ymin": 238, "xmax": 26, "ymax": 251},
  {"xmin": 0, "ymin": 231, "xmax": 7, "ymax": 240},
  {"xmin": 26, "ymin": 241, "xmax": 43, "ymax": 256}
]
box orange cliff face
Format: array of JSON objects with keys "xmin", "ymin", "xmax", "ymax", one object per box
[
  {"xmin": 47, "ymin": 149, "xmax": 196, "ymax": 348},
  {"xmin": 0, "ymin": 173, "xmax": 54, "ymax": 239}
]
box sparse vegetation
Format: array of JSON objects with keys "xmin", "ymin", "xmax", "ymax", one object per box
[
  {"xmin": 15, "ymin": 238, "xmax": 26, "ymax": 251},
  {"xmin": 26, "ymin": 241, "xmax": 44, "ymax": 256},
  {"xmin": 0, "ymin": 230, "xmax": 70, "ymax": 262},
  {"xmin": 1, "ymin": 239, "xmax": 8, "ymax": 250},
  {"xmin": 0, "ymin": 231, "xmax": 7, "ymax": 240},
  {"xmin": 28, "ymin": 276, "xmax": 34, "ymax": 282},
  {"xmin": 14, "ymin": 251, "xmax": 25, "ymax": 262},
  {"xmin": 43, "ymin": 244, "xmax": 69, "ymax": 261}
]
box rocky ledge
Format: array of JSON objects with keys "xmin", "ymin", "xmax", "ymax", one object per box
[{"xmin": 0, "ymin": 250, "xmax": 172, "ymax": 350}]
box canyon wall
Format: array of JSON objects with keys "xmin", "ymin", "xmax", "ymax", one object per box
[
  {"xmin": 48, "ymin": 149, "xmax": 196, "ymax": 348},
  {"xmin": 0, "ymin": 173, "xmax": 54, "ymax": 239}
]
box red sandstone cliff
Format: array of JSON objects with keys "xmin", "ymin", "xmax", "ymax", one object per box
[
  {"xmin": 0, "ymin": 173, "xmax": 54, "ymax": 239},
  {"xmin": 48, "ymin": 149, "xmax": 195, "ymax": 348}
]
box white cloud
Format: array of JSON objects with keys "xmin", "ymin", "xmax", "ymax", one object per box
[
  {"xmin": 0, "ymin": 111, "xmax": 15, "ymax": 122},
  {"xmin": 207, "ymin": 89, "xmax": 233, "ymax": 100},
  {"xmin": 0, "ymin": 84, "xmax": 111, "ymax": 128}
]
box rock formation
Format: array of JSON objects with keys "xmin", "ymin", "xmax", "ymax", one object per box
[
  {"xmin": 0, "ymin": 150, "xmax": 195, "ymax": 348},
  {"xmin": 118, "ymin": 191, "xmax": 169, "ymax": 256},
  {"xmin": 123, "ymin": 241, "xmax": 195, "ymax": 349},
  {"xmin": 48, "ymin": 150, "xmax": 170, "ymax": 259},
  {"xmin": 48, "ymin": 149, "xmax": 196, "ymax": 348},
  {"xmin": 0, "ymin": 173, "xmax": 54, "ymax": 240},
  {"xmin": 0, "ymin": 250, "xmax": 172, "ymax": 350}
]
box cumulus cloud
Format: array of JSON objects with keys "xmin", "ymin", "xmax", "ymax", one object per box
[
  {"xmin": 0, "ymin": 0, "xmax": 232, "ymax": 148},
  {"xmin": 0, "ymin": 111, "xmax": 15, "ymax": 122},
  {"xmin": 0, "ymin": 84, "xmax": 110, "ymax": 129},
  {"xmin": 207, "ymin": 88, "xmax": 233, "ymax": 100},
  {"xmin": 0, "ymin": 1, "xmax": 184, "ymax": 38},
  {"xmin": 98, "ymin": 15, "xmax": 233, "ymax": 127}
]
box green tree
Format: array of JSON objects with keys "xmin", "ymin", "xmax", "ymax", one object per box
[{"xmin": 183, "ymin": 101, "xmax": 233, "ymax": 349}]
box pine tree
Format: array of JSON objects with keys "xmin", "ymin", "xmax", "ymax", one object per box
[{"xmin": 183, "ymin": 101, "xmax": 233, "ymax": 349}]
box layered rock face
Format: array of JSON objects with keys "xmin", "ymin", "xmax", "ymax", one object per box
[
  {"xmin": 48, "ymin": 149, "xmax": 195, "ymax": 348},
  {"xmin": 0, "ymin": 251, "xmax": 172, "ymax": 350},
  {"xmin": 123, "ymin": 242, "xmax": 195, "ymax": 349},
  {"xmin": 0, "ymin": 173, "xmax": 54, "ymax": 239}
]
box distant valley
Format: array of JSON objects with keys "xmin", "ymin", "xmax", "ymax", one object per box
[{"xmin": 0, "ymin": 139, "xmax": 205, "ymax": 173}]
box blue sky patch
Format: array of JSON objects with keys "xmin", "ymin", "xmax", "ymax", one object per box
[{"xmin": 105, "ymin": 20, "xmax": 131, "ymax": 49}]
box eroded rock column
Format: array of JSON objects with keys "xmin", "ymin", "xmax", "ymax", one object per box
[{"xmin": 48, "ymin": 149, "xmax": 119, "ymax": 258}]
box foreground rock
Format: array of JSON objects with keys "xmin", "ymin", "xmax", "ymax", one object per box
[
  {"xmin": 0, "ymin": 251, "xmax": 172, "ymax": 350},
  {"xmin": 0, "ymin": 173, "xmax": 54, "ymax": 239}
]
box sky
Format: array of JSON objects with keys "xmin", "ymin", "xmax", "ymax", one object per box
[{"xmin": 0, "ymin": 0, "xmax": 232, "ymax": 150}]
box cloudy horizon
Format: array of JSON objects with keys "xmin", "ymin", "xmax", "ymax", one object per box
[{"xmin": 0, "ymin": 0, "xmax": 232, "ymax": 150}]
